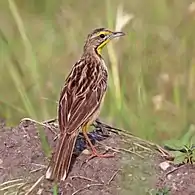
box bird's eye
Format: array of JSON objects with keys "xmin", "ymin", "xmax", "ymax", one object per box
[{"xmin": 99, "ymin": 34, "xmax": 105, "ymax": 38}]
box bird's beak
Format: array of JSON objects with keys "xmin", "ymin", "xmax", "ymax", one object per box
[{"xmin": 109, "ymin": 31, "xmax": 125, "ymax": 39}]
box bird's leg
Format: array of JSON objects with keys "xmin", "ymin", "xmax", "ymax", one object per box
[{"xmin": 82, "ymin": 123, "xmax": 114, "ymax": 161}]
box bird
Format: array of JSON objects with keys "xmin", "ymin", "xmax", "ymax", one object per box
[{"xmin": 45, "ymin": 28, "xmax": 125, "ymax": 181}]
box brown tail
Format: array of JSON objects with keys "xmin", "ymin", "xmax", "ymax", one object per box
[{"xmin": 45, "ymin": 131, "xmax": 78, "ymax": 181}]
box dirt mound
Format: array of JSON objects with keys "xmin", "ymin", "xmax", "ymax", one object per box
[{"xmin": 0, "ymin": 120, "xmax": 195, "ymax": 195}]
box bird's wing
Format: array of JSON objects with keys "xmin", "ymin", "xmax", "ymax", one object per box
[{"xmin": 58, "ymin": 59, "xmax": 107, "ymax": 134}]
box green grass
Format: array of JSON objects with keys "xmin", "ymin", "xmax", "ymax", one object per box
[{"xmin": 0, "ymin": 0, "xmax": 195, "ymax": 143}]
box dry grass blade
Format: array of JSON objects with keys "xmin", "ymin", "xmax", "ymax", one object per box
[
  {"xmin": 16, "ymin": 182, "xmax": 28, "ymax": 195},
  {"xmin": 8, "ymin": 0, "xmax": 49, "ymax": 120},
  {"xmin": 0, "ymin": 179, "xmax": 24, "ymax": 188},
  {"xmin": 24, "ymin": 175, "xmax": 44, "ymax": 195},
  {"xmin": 106, "ymin": 4, "xmax": 133, "ymax": 110},
  {"xmin": 72, "ymin": 183, "xmax": 104, "ymax": 195},
  {"xmin": 0, "ymin": 179, "xmax": 26, "ymax": 195},
  {"xmin": 107, "ymin": 169, "xmax": 120, "ymax": 185},
  {"xmin": 115, "ymin": 5, "xmax": 134, "ymax": 34},
  {"xmin": 71, "ymin": 175, "xmax": 98, "ymax": 183},
  {"xmin": 0, "ymin": 182, "xmax": 25, "ymax": 191},
  {"xmin": 20, "ymin": 117, "xmax": 58, "ymax": 135}
]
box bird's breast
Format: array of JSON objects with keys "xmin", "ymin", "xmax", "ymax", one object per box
[
  {"xmin": 100, "ymin": 58, "xmax": 108, "ymax": 89},
  {"xmin": 100, "ymin": 58, "xmax": 108, "ymax": 73}
]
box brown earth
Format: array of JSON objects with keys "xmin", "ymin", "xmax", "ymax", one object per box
[{"xmin": 0, "ymin": 119, "xmax": 195, "ymax": 195}]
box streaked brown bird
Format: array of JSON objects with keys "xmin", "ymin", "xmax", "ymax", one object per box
[{"xmin": 46, "ymin": 28, "xmax": 125, "ymax": 181}]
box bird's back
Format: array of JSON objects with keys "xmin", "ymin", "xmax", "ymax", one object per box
[{"xmin": 58, "ymin": 52, "xmax": 108, "ymax": 135}]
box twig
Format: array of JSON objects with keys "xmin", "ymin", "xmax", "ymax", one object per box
[
  {"xmin": 156, "ymin": 145, "xmax": 173, "ymax": 160},
  {"xmin": 30, "ymin": 167, "xmax": 44, "ymax": 173},
  {"xmin": 133, "ymin": 142, "xmax": 153, "ymax": 152},
  {"xmin": 72, "ymin": 183, "xmax": 104, "ymax": 195},
  {"xmin": 0, "ymin": 182, "xmax": 24, "ymax": 191},
  {"xmin": 96, "ymin": 140, "xmax": 121, "ymax": 153},
  {"xmin": 107, "ymin": 169, "xmax": 120, "ymax": 185},
  {"xmin": 31, "ymin": 163, "xmax": 47, "ymax": 168},
  {"xmin": 5, "ymin": 192, "xmax": 18, "ymax": 195},
  {"xmin": 20, "ymin": 118, "xmax": 57, "ymax": 135},
  {"xmin": 165, "ymin": 164, "xmax": 184, "ymax": 177},
  {"xmin": 53, "ymin": 134, "xmax": 59, "ymax": 141},
  {"xmin": 65, "ymin": 182, "xmax": 74, "ymax": 189},
  {"xmin": 165, "ymin": 167, "xmax": 179, "ymax": 177},
  {"xmin": 16, "ymin": 182, "xmax": 28, "ymax": 195},
  {"xmin": 71, "ymin": 175, "xmax": 98, "ymax": 183},
  {"xmin": 0, "ymin": 179, "xmax": 24, "ymax": 188},
  {"xmin": 25, "ymin": 175, "xmax": 44, "ymax": 195},
  {"xmin": 42, "ymin": 118, "xmax": 57, "ymax": 124},
  {"xmin": 117, "ymin": 147, "xmax": 144, "ymax": 158},
  {"xmin": 96, "ymin": 140, "xmax": 143, "ymax": 158}
]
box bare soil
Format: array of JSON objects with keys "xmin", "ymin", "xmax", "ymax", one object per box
[{"xmin": 0, "ymin": 120, "xmax": 195, "ymax": 195}]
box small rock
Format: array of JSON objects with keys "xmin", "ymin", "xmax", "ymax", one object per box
[
  {"xmin": 172, "ymin": 182, "xmax": 177, "ymax": 190},
  {"xmin": 159, "ymin": 161, "xmax": 170, "ymax": 171},
  {"xmin": 141, "ymin": 176, "xmax": 146, "ymax": 181},
  {"xmin": 37, "ymin": 188, "xmax": 43, "ymax": 195},
  {"xmin": 167, "ymin": 174, "xmax": 172, "ymax": 180},
  {"xmin": 0, "ymin": 159, "xmax": 3, "ymax": 165},
  {"xmin": 82, "ymin": 149, "xmax": 90, "ymax": 155},
  {"xmin": 0, "ymin": 159, "xmax": 3, "ymax": 169}
]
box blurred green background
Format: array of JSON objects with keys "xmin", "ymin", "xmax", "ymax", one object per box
[{"xmin": 0, "ymin": 0, "xmax": 195, "ymax": 143}]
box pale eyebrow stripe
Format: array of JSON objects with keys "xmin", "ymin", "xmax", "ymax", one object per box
[{"xmin": 91, "ymin": 31, "xmax": 111, "ymax": 39}]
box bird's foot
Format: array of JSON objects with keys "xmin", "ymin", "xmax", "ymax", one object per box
[{"xmin": 85, "ymin": 150, "xmax": 115, "ymax": 163}]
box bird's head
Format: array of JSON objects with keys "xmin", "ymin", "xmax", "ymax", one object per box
[{"xmin": 84, "ymin": 28, "xmax": 125, "ymax": 55}]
